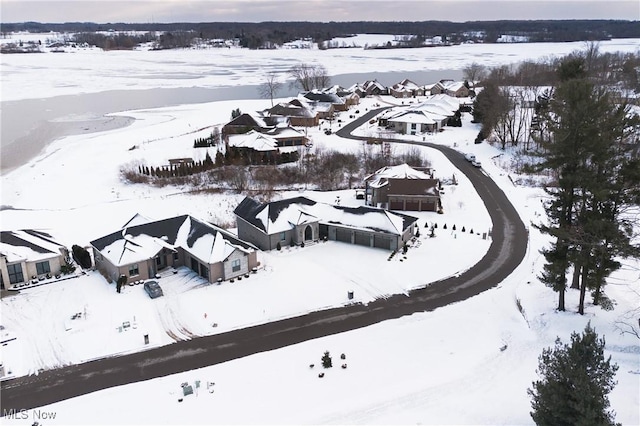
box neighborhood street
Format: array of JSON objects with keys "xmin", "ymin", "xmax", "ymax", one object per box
[{"xmin": 0, "ymin": 108, "xmax": 528, "ymax": 413}]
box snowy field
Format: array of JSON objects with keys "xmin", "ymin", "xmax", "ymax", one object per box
[{"xmin": 1, "ymin": 36, "xmax": 639, "ymax": 425}]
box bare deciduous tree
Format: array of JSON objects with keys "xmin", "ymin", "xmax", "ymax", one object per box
[
  {"xmin": 259, "ymin": 72, "xmax": 282, "ymax": 107},
  {"xmin": 289, "ymin": 63, "xmax": 330, "ymax": 91},
  {"xmin": 462, "ymin": 62, "xmax": 487, "ymax": 86}
]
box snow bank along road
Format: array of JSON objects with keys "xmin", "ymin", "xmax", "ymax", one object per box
[{"xmin": 0, "ymin": 109, "xmax": 528, "ymax": 412}]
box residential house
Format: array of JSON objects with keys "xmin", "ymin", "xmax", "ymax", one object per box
[
  {"xmin": 91, "ymin": 215, "xmax": 258, "ymax": 285},
  {"xmin": 383, "ymin": 94, "xmax": 461, "ymax": 134},
  {"xmin": 431, "ymin": 80, "xmax": 470, "ymax": 98},
  {"xmin": 364, "ymin": 163, "xmax": 440, "ymax": 212},
  {"xmin": 263, "ymin": 102, "xmax": 319, "ymax": 127},
  {"xmin": 222, "ymin": 112, "xmax": 288, "ymax": 136},
  {"xmin": 358, "ymin": 80, "xmax": 388, "ymax": 96},
  {"xmin": 302, "ymin": 91, "xmax": 348, "ymax": 112},
  {"xmin": 234, "ymin": 196, "xmax": 418, "ymax": 251},
  {"xmin": 0, "ymin": 230, "xmax": 69, "ymax": 289},
  {"xmin": 389, "ymin": 79, "xmax": 424, "ymax": 98}
]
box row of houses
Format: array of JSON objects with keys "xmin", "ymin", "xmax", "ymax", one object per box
[
  {"xmin": 350, "ymin": 79, "xmax": 471, "ymax": 99},
  {"xmin": 1, "ymin": 164, "xmax": 440, "ymax": 289}
]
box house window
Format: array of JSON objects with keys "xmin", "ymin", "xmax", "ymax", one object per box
[
  {"xmin": 280, "ymin": 232, "xmax": 286, "ymax": 241},
  {"xmin": 173, "ymin": 252, "xmax": 179, "ymax": 261},
  {"xmin": 232, "ymin": 259, "xmax": 241, "ymax": 272},
  {"xmin": 128, "ymin": 263, "xmax": 139, "ymax": 277},
  {"xmin": 411, "ymin": 123, "xmax": 417, "ymax": 130},
  {"xmin": 7, "ymin": 263, "xmax": 24, "ymax": 284},
  {"xmin": 36, "ymin": 261, "xmax": 51, "ymax": 275}
]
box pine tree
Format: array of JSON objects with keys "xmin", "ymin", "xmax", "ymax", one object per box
[{"xmin": 528, "ymin": 323, "xmax": 619, "ymax": 426}]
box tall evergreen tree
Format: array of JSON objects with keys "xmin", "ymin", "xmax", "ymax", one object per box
[
  {"xmin": 536, "ymin": 58, "xmax": 639, "ymax": 313},
  {"xmin": 528, "ymin": 323, "xmax": 619, "ymax": 426}
]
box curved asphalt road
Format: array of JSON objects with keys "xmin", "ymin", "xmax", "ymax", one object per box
[{"xmin": 0, "ymin": 107, "xmax": 528, "ymax": 413}]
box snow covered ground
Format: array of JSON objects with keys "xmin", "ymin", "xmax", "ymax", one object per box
[{"xmin": 1, "ymin": 36, "xmax": 639, "ymax": 425}]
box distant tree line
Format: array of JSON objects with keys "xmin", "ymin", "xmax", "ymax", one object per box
[{"xmin": 3, "ymin": 20, "xmax": 639, "ymax": 50}]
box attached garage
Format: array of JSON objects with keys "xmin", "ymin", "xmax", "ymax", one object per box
[
  {"xmin": 336, "ymin": 228, "xmax": 352, "ymax": 243},
  {"xmin": 405, "ymin": 200, "xmax": 420, "ymax": 211},
  {"xmin": 389, "ymin": 200, "xmax": 404, "ymax": 210},
  {"xmin": 373, "ymin": 235, "xmax": 392, "ymax": 250},
  {"xmin": 354, "ymin": 232, "xmax": 371, "ymax": 246}
]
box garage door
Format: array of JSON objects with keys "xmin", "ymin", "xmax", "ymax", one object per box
[
  {"xmin": 373, "ymin": 235, "xmax": 392, "ymax": 250},
  {"xmin": 336, "ymin": 228, "xmax": 352, "ymax": 243},
  {"xmin": 421, "ymin": 200, "xmax": 436, "ymax": 211},
  {"xmin": 405, "ymin": 200, "xmax": 420, "ymax": 211},
  {"xmin": 389, "ymin": 200, "xmax": 403, "ymax": 210},
  {"xmin": 354, "ymin": 232, "xmax": 370, "ymax": 246}
]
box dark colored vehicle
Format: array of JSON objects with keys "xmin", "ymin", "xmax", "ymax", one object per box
[{"xmin": 143, "ymin": 280, "xmax": 164, "ymax": 299}]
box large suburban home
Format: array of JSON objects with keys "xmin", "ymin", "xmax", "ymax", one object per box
[
  {"xmin": 222, "ymin": 112, "xmax": 288, "ymax": 136},
  {"xmin": 234, "ymin": 196, "xmax": 418, "ymax": 252},
  {"xmin": 383, "ymin": 94, "xmax": 461, "ymax": 135},
  {"xmin": 0, "ymin": 230, "xmax": 69, "ymax": 289},
  {"xmin": 386, "ymin": 109, "xmax": 449, "ymax": 134},
  {"xmin": 389, "ymin": 79, "xmax": 424, "ymax": 98},
  {"xmin": 364, "ymin": 163, "xmax": 440, "ymax": 211},
  {"xmin": 350, "ymin": 79, "xmax": 388, "ymax": 97},
  {"xmin": 302, "ymin": 91, "xmax": 348, "ymax": 112},
  {"xmin": 90, "ymin": 215, "xmax": 258, "ymax": 285},
  {"xmin": 431, "ymin": 80, "xmax": 470, "ymax": 98},
  {"xmin": 263, "ymin": 102, "xmax": 320, "ymax": 127},
  {"xmin": 226, "ymin": 129, "xmax": 304, "ymax": 162}
]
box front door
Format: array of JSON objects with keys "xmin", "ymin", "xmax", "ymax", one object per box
[{"xmin": 304, "ymin": 225, "xmax": 313, "ymax": 241}]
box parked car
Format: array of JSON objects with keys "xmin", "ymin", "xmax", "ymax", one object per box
[
  {"xmin": 464, "ymin": 153, "xmax": 476, "ymax": 162},
  {"xmin": 471, "ymin": 160, "xmax": 482, "ymax": 168},
  {"xmin": 143, "ymin": 280, "xmax": 164, "ymax": 299}
]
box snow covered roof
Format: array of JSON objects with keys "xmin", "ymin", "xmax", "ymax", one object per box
[
  {"xmin": 91, "ymin": 215, "xmax": 255, "ymax": 267},
  {"xmin": 365, "ymin": 163, "xmax": 432, "ymax": 188},
  {"xmin": 0, "ymin": 230, "xmax": 66, "ymax": 263},
  {"xmin": 227, "ymin": 130, "xmax": 279, "ymax": 152},
  {"xmin": 234, "ymin": 196, "xmax": 417, "ymax": 236},
  {"xmin": 388, "ymin": 111, "xmax": 439, "ymax": 125}
]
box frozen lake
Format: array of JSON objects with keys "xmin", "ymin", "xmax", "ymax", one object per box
[{"xmin": 2, "ymin": 37, "xmax": 639, "ymax": 173}]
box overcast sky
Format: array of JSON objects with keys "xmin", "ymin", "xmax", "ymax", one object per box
[{"xmin": 1, "ymin": 0, "xmax": 638, "ymax": 24}]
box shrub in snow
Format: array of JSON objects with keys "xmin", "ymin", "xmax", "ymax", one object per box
[
  {"xmin": 318, "ymin": 372, "xmax": 324, "ymax": 378},
  {"xmin": 322, "ymin": 351, "xmax": 333, "ymax": 368},
  {"xmin": 416, "ymin": 229, "xmax": 420, "ymax": 238},
  {"xmin": 462, "ymin": 226, "xmax": 466, "ymax": 232},
  {"xmin": 452, "ymin": 225, "xmax": 457, "ymax": 231},
  {"xmin": 341, "ymin": 364, "xmax": 347, "ymax": 369},
  {"xmin": 340, "ymin": 353, "xmax": 346, "ymax": 360},
  {"xmin": 470, "ymin": 228, "xmax": 474, "ymax": 234},
  {"xmin": 300, "ymin": 241, "xmax": 305, "ymax": 248},
  {"xmin": 276, "ymin": 241, "xmax": 281, "ymax": 251},
  {"xmin": 61, "ymin": 263, "xmax": 76, "ymax": 275},
  {"xmin": 443, "ymin": 224, "xmax": 447, "ymax": 230},
  {"xmin": 309, "ymin": 364, "xmax": 315, "ymax": 369}
]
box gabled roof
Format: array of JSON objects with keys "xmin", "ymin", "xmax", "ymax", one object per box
[
  {"xmin": 235, "ymin": 196, "xmax": 417, "ymax": 236},
  {"xmin": 91, "ymin": 215, "xmax": 255, "ymax": 267},
  {"xmin": 266, "ymin": 126, "xmax": 307, "ymax": 139},
  {"xmin": 227, "ymin": 130, "xmax": 279, "ymax": 152},
  {"xmin": 365, "ymin": 163, "xmax": 432, "ymax": 188},
  {"xmin": 303, "ymin": 91, "xmax": 345, "ymax": 105},
  {"xmin": 387, "ymin": 178, "xmax": 440, "ymax": 196},
  {"xmin": 0, "ymin": 230, "xmax": 66, "ymax": 263},
  {"xmin": 265, "ymin": 102, "xmax": 316, "ymax": 118}
]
